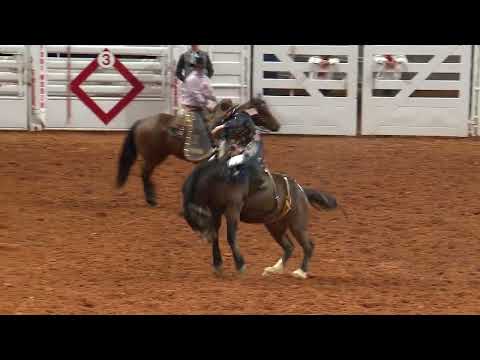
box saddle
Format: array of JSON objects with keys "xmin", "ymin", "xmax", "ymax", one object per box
[
  {"xmin": 168, "ymin": 111, "xmax": 189, "ymax": 137},
  {"xmin": 231, "ymin": 167, "xmax": 293, "ymax": 223},
  {"xmin": 208, "ymin": 145, "xmax": 294, "ymax": 223},
  {"xmin": 168, "ymin": 107, "xmax": 228, "ymax": 139},
  {"xmin": 170, "ymin": 102, "xmax": 243, "ymax": 162},
  {"xmin": 178, "ymin": 109, "xmax": 218, "ymax": 162},
  {"xmin": 263, "ymin": 170, "xmax": 294, "ymax": 223},
  {"xmin": 220, "ymin": 150, "xmax": 292, "ymax": 222}
]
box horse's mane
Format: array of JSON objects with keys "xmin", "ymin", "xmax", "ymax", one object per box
[
  {"xmin": 182, "ymin": 159, "xmax": 214, "ymax": 207},
  {"xmin": 183, "ymin": 153, "xmax": 253, "ymax": 226}
]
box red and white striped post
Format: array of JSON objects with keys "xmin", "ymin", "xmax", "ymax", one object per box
[
  {"xmin": 30, "ymin": 45, "xmax": 47, "ymax": 130},
  {"xmin": 66, "ymin": 45, "xmax": 72, "ymax": 125}
]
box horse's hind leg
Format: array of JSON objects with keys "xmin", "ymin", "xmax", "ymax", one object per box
[
  {"xmin": 142, "ymin": 160, "xmax": 158, "ymax": 207},
  {"xmin": 142, "ymin": 155, "xmax": 169, "ymax": 207},
  {"xmin": 225, "ymin": 205, "xmax": 246, "ymax": 274},
  {"xmin": 262, "ymin": 221, "xmax": 294, "ymax": 276},
  {"xmin": 210, "ymin": 213, "xmax": 224, "ymax": 276},
  {"xmin": 288, "ymin": 217, "xmax": 314, "ymax": 280}
]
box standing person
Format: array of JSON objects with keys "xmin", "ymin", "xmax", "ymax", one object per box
[{"xmin": 176, "ymin": 45, "xmax": 214, "ymax": 82}]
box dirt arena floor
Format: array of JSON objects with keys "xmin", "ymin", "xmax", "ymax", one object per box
[{"xmin": 1, "ymin": 131, "xmax": 480, "ymax": 314}]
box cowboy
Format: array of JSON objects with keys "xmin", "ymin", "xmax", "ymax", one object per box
[
  {"xmin": 211, "ymin": 106, "xmax": 267, "ymax": 191},
  {"xmin": 181, "ymin": 53, "xmax": 217, "ymax": 109},
  {"xmin": 176, "ymin": 45, "xmax": 214, "ymax": 82},
  {"xmin": 180, "ymin": 53, "xmax": 218, "ymax": 159}
]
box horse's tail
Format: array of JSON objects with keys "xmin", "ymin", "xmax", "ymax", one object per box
[
  {"xmin": 116, "ymin": 121, "xmax": 139, "ymax": 188},
  {"xmin": 303, "ymin": 188, "xmax": 338, "ymax": 211}
]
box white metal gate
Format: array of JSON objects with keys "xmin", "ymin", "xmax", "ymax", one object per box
[
  {"xmin": 44, "ymin": 45, "xmax": 170, "ymax": 130},
  {"xmin": 253, "ymin": 45, "xmax": 358, "ymax": 135},
  {"xmin": 1, "ymin": 45, "xmax": 477, "ymax": 136},
  {"xmin": 202, "ymin": 45, "xmax": 250, "ymax": 103},
  {"xmin": 0, "ymin": 45, "xmax": 28, "ymax": 129},
  {"xmin": 41, "ymin": 45, "xmax": 250, "ymax": 130},
  {"xmin": 361, "ymin": 45, "xmax": 472, "ymax": 137}
]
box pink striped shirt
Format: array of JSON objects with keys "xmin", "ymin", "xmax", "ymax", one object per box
[{"xmin": 181, "ymin": 70, "xmax": 215, "ymax": 107}]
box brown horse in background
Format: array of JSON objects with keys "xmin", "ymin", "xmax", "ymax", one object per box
[{"xmin": 116, "ymin": 97, "xmax": 281, "ymax": 207}]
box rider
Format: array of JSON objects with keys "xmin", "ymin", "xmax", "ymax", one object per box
[
  {"xmin": 211, "ymin": 106, "xmax": 267, "ymax": 191},
  {"xmin": 181, "ymin": 53, "xmax": 218, "ymax": 154},
  {"xmin": 181, "ymin": 53, "xmax": 217, "ymax": 110}
]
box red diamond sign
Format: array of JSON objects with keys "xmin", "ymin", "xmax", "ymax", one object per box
[{"xmin": 70, "ymin": 48, "xmax": 145, "ymax": 125}]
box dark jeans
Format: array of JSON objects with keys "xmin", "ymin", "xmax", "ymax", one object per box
[{"xmin": 192, "ymin": 110, "xmax": 212, "ymax": 151}]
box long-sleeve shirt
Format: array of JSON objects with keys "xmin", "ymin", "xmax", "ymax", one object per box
[
  {"xmin": 181, "ymin": 70, "xmax": 215, "ymax": 108},
  {"xmin": 176, "ymin": 50, "xmax": 214, "ymax": 82}
]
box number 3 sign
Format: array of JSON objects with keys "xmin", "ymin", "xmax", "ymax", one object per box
[
  {"xmin": 70, "ymin": 47, "xmax": 144, "ymax": 125},
  {"xmin": 97, "ymin": 49, "xmax": 116, "ymax": 69}
]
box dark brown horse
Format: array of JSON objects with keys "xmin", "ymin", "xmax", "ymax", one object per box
[
  {"xmin": 116, "ymin": 97, "xmax": 281, "ymax": 207},
  {"xmin": 182, "ymin": 154, "xmax": 338, "ymax": 279}
]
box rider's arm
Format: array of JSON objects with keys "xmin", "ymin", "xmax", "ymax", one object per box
[
  {"xmin": 211, "ymin": 124, "xmax": 226, "ymax": 137},
  {"xmin": 203, "ymin": 82, "xmax": 217, "ymax": 102},
  {"xmin": 175, "ymin": 54, "xmax": 186, "ymax": 82}
]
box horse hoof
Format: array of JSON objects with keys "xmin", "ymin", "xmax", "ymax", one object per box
[
  {"xmin": 262, "ymin": 269, "xmax": 273, "ymax": 277},
  {"xmin": 262, "ymin": 266, "xmax": 284, "ymax": 276},
  {"xmin": 199, "ymin": 232, "xmax": 212, "ymax": 244},
  {"xmin": 262, "ymin": 259, "xmax": 284, "ymax": 276},
  {"xmin": 147, "ymin": 201, "xmax": 158, "ymax": 208},
  {"xmin": 237, "ymin": 264, "xmax": 247, "ymax": 274},
  {"xmin": 213, "ymin": 266, "xmax": 224, "ymax": 277},
  {"xmin": 291, "ymin": 269, "xmax": 308, "ymax": 280}
]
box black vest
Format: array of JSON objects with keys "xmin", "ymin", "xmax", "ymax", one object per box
[{"xmin": 183, "ymin": 50, "xmax": 209, "ymax": 79}]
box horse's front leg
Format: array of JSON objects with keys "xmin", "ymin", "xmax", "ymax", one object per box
[{"xmin": 225, "ymin": 204, "xmax": 246, "ymax": 274}]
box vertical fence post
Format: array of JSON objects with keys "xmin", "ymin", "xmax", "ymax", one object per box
[{"xmin": 30, "ymin": 45, "xmax": 47, "ymax": 131}]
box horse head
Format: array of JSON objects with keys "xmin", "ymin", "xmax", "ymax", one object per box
[
  {"xmin": 205, "ymin": 99, "xmax": 234, "ymax": 126},
  {"xmin": 240, "ymin": 96, "xmax": 281, "ymax": 132}
]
